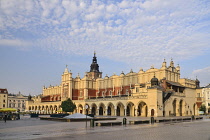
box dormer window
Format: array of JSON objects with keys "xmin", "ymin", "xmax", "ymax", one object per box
[
  {"xmin": 109, "ymin": 91, "xmax": 112, "ymax": 96},
  {"xmin": 118, "ymin": 90, "xmax": 120, "ymax": 95},
  {"xmin": 126, "ymin": 89, "xmax": 129, "ymax": 95},
  {"xmin": 80, "ymin": 91, "xmax": 83, "ymax": 97}
]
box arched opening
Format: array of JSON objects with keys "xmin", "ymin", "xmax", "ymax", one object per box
[
  {"xmin": 108, "ymin": 106, "xmax": 111, "ymax": 115},
  {"xmin": 137, "ymin": 101, "xmax": 147, "ymax": 117},
  {"xmin": 116, "ymin": 102, "xmax": 125, "ymax": 116},
  {"xmin": 117, "ymin": 106, "xmax": 120, "ymax": 116},
  {"xmin": 54, "ymin": 105, "xmax": 57, "ymax": 113},
  {"xmin": 78, "ymin": 104, "xmax": 83, "ymax": 114},
  {"xmin": 91, "ymin": 103, "xmax": 97, "ymax": 115},
  {"xmin": 126, "ymin": 102, "xmax": 134, "ymax": 116},
  {"xmin": 126, "ymin": 106, "xmax": 130, "ymax": 116},
  {"xmin": 98, "ymin": 103, "xmax": 105, "ymax": 116},
  {"xmin": 91, "ymin": 107, "xmax": 96, "ymax": 115},
  {"xmin": 107, "ymin": 102, "xmax": 114, "ymax": 116},
  {"xmin": 172, "ymin": 100, "xmax": 177, "ymax": 116},
  {"xmin": 99, "ymin": 107, "xmax": 103, "ymax": 115},
  {"xmin": 179, "ymin": 100, "xmax": 185, "ymax": 116}
]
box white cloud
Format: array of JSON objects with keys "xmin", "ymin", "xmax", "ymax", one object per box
[
  {"xmin": 0, "ymin": 0, "xmax": 209, "ymax": 69},
  {"xmin": 192, "ymin": 67, "xmax": 210, "ymax": 87},
  {"xmin": 0, "ymin": 39, "xmax": 32, "ymax": 50}
]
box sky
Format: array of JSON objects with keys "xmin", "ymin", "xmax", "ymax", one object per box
[{"xmin": 0, "ymin": 0, "xmax": 210, "ymax": 96}]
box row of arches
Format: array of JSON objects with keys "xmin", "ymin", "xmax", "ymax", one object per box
[
  {"xmin": 28, "ymin": 105, "xmax": 61, "ymax": 114},
  {"xmin": 166, "ymin": 99, "xmax": 197, "ymax": 117},
  {"xmin": 76, "ymin": 101, "xmax": 149, "ymax": 117},
  {"xmin": 28, "ymin": 98, "xmax": 196, "ymax": 117}
]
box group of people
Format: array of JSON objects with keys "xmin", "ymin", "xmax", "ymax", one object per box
[{"xmin": 1, "ymin": 113, "xmax": 20, "ymax": 122}]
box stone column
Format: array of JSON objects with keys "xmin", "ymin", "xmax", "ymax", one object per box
[
  {"xmin": 105, "ymin": 107, "xmax": 108, "ymax": 116},
  {"xmin": 124, "ymin": 108, "xmax": 127, "ymax": 116},
  {"xmin": 135, "ymin": 107, "xmax": 138, "ymax": 117}
]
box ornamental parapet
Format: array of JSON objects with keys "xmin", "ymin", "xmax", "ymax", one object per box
[
  {"xmin": 173, "ymin": 92, "xmax": 185, "ymax": 97},
  {"xmin": 85, "ymin": 95, "xmax": 147, "ymax": 102},
  {"xmin": 28, "ymin": 101, "xmax": 61, "ymax": 106}
]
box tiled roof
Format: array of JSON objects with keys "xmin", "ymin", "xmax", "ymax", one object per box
[
  {"xmin": 0, "ymin": 88, "xmax": 8, "ymax": 94},
  {"xmin": 166, "ymin": 81, "xmax": 185, "ymax": 87}
]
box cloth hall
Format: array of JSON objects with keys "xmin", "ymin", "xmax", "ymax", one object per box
[{"xmin": 26, "ymin": 53, "xmax": 201, "ymax": 117}]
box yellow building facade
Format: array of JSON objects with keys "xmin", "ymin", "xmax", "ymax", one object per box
[
  {"xmin": 26, "ymin": 53, "xmax": 200, "ymax": 117},
  {"xmin": 0, "ymin": 88, "xmax": 8, "ymax": 109}
]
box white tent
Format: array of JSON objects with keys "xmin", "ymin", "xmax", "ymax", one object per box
[{"xmin": 64, "ymin": 113, "xmax": 92, "ymax": 119}]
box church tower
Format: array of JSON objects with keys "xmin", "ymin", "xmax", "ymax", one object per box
[{"xmin": 87, "ymin": 52, "xmax": 102, "ymax": 79}]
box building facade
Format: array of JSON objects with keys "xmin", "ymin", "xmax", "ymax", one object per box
[
  {"xmin": 8, "ymin": 92, "xmax": 28, "ymax": 112},
  {"xmin": 0, "ymin": 88, "xmax": 8, "ymax": 109},
  {"xmin": 26, "ymin": 53, "xmax": 200, "ymax": 117},
  {"xmin": 202, "ymin": 84, "xmax": 210, "ymax": 114}
]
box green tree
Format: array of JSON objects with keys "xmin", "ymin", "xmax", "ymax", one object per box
[
  {"xmin": 61, "ymin": 98, "xmax": 76, "ymax": 113},
  {"xmin": 199, "ymin": 104, "xmax": 206, "ymax": 113}
]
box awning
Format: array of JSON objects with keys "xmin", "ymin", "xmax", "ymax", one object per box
[{"xmin": 0, "ymin": 108, "xmax": 17, "ymax": 112}]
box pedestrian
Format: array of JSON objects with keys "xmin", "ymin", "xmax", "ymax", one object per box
[{"xmin": 4, "ymin": 114, "xmax": 7, "ymax": 123}]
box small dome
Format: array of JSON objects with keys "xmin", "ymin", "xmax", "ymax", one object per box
[{"xmin": 151, "ymin": 76, "xmax": 159, "ymax": 86}]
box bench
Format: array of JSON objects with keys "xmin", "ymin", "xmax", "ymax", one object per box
[
  {"xmin": 95, "ymin": 121, "xmax": 122, "ymax": 126},
  {"xmin": 129, "ymin": 120, "xmax": 150, "ymax": 125}
]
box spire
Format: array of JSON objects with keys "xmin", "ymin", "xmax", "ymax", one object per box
[
  {"xmin": 170, "ymin": 58, "xmax": 174, "ymax": 67},
  {"xmin": 195, "ymin": 76, "xmax": 200, "ymax": 88},
  {"xmin": 64, "ymin": 65, "xmax": 68, "ymax": 73},
  {"xmin": 162, "ymin": 58, "xmax": 167, "ymax": 68},
  {"xmin": 176, "ymin": 64, "xmax": 180, "ymax": 71},
  {"xmin": 90, "ymin": 52, "xmax": 100, "ymax": 72}
]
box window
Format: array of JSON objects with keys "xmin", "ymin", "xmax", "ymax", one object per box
[
  {"xmin": 126, "ymin": 89, "xmax": 129, "ymax": 95},
  {"xmin": 102, "ymin": 91, "xmax": 104, "ymax": 97},
  {"xmin": 136, "ymin": 87, "xmax": 139, "ymax": 92},
  {"xmin": 197, "ymin": 93, "xmax": 200, "ymax": 97},
  {"xmin": 109, "ymin": 91, "xmax": 112, "ymax": 96},
  {"xmin": 3, "ymin": 100, "xmax": 5, "ymax": 103},
  {"xmin": 3, "ymin": 104, "xmax": 5, "ymax": 107},
  {"xmin": 80, "ymin": 91, "xmax": 83, "ymax": 97},
  {"xmin": 18, "ymin": 103, "xmax": 21, "ymax": 108},
  {"xmin": 118, "ymin": 90, "xmax": 120, "ymax": 95},
  {"xmin": 13, "ymin": 100, "xmax": 15, "ymax": 102},
  {"xmin": 9, "ymin": 104, "xmax": 11, "ymax": 107},
  {"xmin": 4, "ymin": 95, "xmax": 6, "ymax": 97}
]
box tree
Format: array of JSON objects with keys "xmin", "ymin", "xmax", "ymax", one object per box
[
  {"xmin": 199, "ymin": 104, "xmax": 206, "ymax": 113},
  {"xmin": 61, "ymin": 98, "xmax": 76, "ymax": 113}
]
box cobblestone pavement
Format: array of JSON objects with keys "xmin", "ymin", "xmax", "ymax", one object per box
[{"xmin": 0, "ymin": 115, "xmax": 210, "ymax": 140}]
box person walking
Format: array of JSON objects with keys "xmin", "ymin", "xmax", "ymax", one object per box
[{"xmin": 4, "ymin": 114, "xmax": 7, "ymax": 123}]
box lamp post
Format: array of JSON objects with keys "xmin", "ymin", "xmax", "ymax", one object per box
[{"xmin": 85, "ymin": 105, "xmax": 88, "ymax": 128}]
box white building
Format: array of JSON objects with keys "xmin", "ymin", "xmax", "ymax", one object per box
[
  {"xmin": 202, "ymin": 84, "xmax": 210, "ymax": 114},
  {"xmin": 8, "ymin": 92, "xmax": 28, "ymax": 112}
]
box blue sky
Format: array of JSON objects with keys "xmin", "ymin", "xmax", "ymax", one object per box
[{"xmin": 0, "ymin": 0, "xmax": 210, "ymax": 95}]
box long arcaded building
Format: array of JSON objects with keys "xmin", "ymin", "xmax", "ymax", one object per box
[{"xmin": 26, "ymin": 52, "xmax": 202, "ymax": 117}]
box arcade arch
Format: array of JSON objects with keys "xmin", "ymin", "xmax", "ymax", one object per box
[
  {"xmin": 137, "ymin": 101, "xmax": 148, "ymax": 117},
  {"xmin": 116, "ymin": 102, "xmax": 124, "ymax": 116}
]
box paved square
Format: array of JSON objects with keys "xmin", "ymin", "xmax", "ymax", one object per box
[{"xmin": 0, "ymin": 115, "xmax": 210, "ymax": 140}]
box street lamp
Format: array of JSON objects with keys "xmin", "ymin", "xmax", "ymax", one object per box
[{"xmin": 85, "ymin": 105, "xmax": 88, "ymax": 128}]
